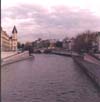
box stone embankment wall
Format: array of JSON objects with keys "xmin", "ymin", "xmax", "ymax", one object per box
[
  {"xmin": 1, "ymin": 51, "xmax": 34, "ymax": 66},
  {"xmin": 90, "ymin": 53, "xmax": 100, "ymax": 60},
  {"xmin": 73, "ymin": 56, "xmax": 100, "ymax": 88}
]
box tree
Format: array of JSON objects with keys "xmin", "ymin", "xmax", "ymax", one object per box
[
  {"xmin": 74, "ymin": 31, "xmax": 97, "ymax": 53},
  {"xmin": 24, "ymin": 42, "xmax": 32, "ymax": 50},
  {"xmin": 32, "ymin": 41, "xmax": 35, "ymax": 47},
  {"xmin": 21, "ymin": 43, "xmax": 25, "ymax": 51},
  {"xmin": 17, "ymin": 42, "xmax": 21, "ymax": 49},
  {"xmin": 55, "ymin": 41, "xmax": 63, "ymax": 48}
]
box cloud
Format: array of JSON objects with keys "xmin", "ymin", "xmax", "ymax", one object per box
[{"xmin": 1, "ymin": 4, "xmax": 100, "ymax": 42}]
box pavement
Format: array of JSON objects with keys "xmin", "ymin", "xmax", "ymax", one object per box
[
  {"xmin": 1, "ymin": 51, "xmax": 34, "ymax": 66},
  {"xmin": 84, "ymin": 53, "xmax": 100, "ymax": 66}
]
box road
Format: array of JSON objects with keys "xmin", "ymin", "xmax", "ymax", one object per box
[{"xmin": 1, "ymin": 54, "xmax": 100, "ymax": 102}]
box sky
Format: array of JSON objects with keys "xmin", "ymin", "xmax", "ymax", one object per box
[{"xmin": 1, "ymin": 0, "xmax": 100, "ymax": 43}]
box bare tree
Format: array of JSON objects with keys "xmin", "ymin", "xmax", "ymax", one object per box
[{"xmin": 74, "ymin": 31, "xmax": 97, "ymax": 53}]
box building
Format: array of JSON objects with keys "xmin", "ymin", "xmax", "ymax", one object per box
[
  {"xmin": 1, "ymin": 27, "xmax": 10, "ymax": 51},
  {"xmin": 49, "ymin": 39, "xmax": 57, "ymax": 49},
  {"xmin": 33, "ymin": 38, "xmax": 43, "ymax": 48},
  {"xmin": 62, "ymin": 37, "xmax": 69, "ymax": 50},
  {"xmin": 1, "ymin": 26, "xmax": 18, "ymax": 51},
  {"xmin": 70, "ymin": 37, "xmax": 75, "ymax": 51},
  {"xmin": 92, "ymin": 32, "xmax": 100, "ymax": 52},
  {"xmin": 62, "ymin": 37, "xmax": 75, "ymax": 51},
  {"xmin": 97, "ymin": 32, "xmax": 100, "ymax": 51},
  {"xmin": 87, "ymin": 32, "xmax": 100, "ymax": 52}
]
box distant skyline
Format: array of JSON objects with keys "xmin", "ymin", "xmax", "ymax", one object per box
[{"xmin": 1, "ymin": 0, "xmax": 100, "ymax": 43}]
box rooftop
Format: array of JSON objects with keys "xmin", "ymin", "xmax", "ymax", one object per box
[{"xmin": 12, "ymin": 25, "xmax": 17, "ymax": 34}]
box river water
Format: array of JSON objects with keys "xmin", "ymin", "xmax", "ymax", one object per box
[{"xmin": 1, "ymin": 54, "xmax": 100, "ymax": 102}]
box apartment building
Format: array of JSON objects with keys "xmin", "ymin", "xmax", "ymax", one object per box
[{"xmin": 1, "ymin": 26, "xmax": 18, "ymax": 51}]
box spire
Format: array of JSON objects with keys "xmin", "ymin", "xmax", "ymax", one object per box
[{"xmin": 12, "ymin": 25, "xmax": 17, "ymax": 34}]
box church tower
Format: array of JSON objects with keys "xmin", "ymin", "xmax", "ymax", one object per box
[{"xmin": 12, "ymin": 25, "xmax": 18, "ymax": 51}]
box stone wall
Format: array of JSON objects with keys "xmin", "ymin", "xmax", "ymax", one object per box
[{"xmin": 73, "ymin": 56, "xmax": 100, "ymax": 89}]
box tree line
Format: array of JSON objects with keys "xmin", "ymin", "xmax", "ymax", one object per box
[{"xmin": 73, "ymin": 31, "xmax": 98, "ymax": 53}]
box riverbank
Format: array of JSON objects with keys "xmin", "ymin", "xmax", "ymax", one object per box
[
  {"xmin": 73, "ymin": 56, "xmax": 100, "ymax": 89},
  {"xmin": 1, "ymin": 51, "xmax": 18, "ymax": 59},
  {"xmin": 1, "ymin": 51, "xmax": 34, "ymax": 66},
  {"xmin": 50, "ymin": 51, "xmax": 100, "ymax": 88},
  {"xmin": 51, "ymin": 50, "xmax": 79, "ymax": 57},
  {"xmin": 90, "ymin": 53, "xmax": 100, "ymax": 60}
]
